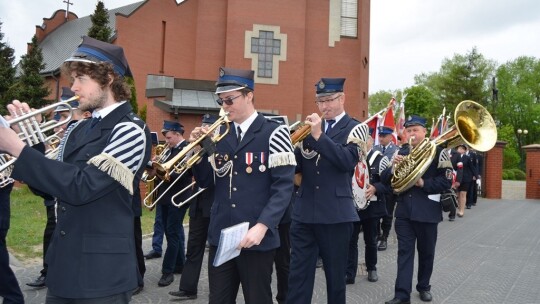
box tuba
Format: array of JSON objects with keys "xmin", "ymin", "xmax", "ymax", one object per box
[{"xmin": 391, "ymin": 100, "xmax": 497, "ymax": 193}]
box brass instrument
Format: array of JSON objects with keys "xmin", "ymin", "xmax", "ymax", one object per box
[
  {"xmin": 142, "ymin": 144, "xmax": 169, "ymax": 209},
  {"xmin": 0, "ymin": 96, "xmax": 78, "ymax": 188},
  {"xmin": 143, "ymin": 110, "xmax": 230, "ymax": 208},
  {"xmin": 391, "ymin": 100, "xmax": 497, "ymax": 193}
]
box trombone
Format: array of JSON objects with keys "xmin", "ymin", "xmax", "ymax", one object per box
[
  {"xmin": 143, "ymin": 111, "xmax": 230, "ymax": 208},
  {"xmin": 0, "ymin": 96, "xmax": 78, "ymax": 188}
]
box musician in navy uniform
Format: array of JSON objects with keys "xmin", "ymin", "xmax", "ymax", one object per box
[
  {"xmin": 0, "ymin": 184, "xmax": 24, "ymax": 303},
  {"xmin": 382, "ymin": 115, "xmax": 453, "ymax": 304},
  {"xmin": 287, "ymin": 78, "xmax": 366, "ymax": 304},
  {"xmin": 0, "ymin": 36, "xmax": 151, "ymax": 303},
  {"xmin": 27, "ymin": 88, "xmax": 91, "ymax": 289},
  {"xmin": 190, "ymin": 67, "xmax": 295, "ymax": 304},
  {"xmin": 170, "ymin": 114, "xmax": 217, "ymax": 300},
  {"xmin": 374, "ymin": 125, "xmax": 399, "ymax": 251},
  {"xmin": 145, "ymin": 120, "xmax": 192, "ymax": 287},
  {"xmin": 346, "ymin": 134, "xmax": 390, "ymax": 284}
]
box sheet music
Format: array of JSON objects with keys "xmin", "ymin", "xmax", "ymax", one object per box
[{"xmin": 213, "ymin": 222, "xmax": 249, "ymax": 267}]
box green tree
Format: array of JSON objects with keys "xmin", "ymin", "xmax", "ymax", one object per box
[
  {"xmin": 401, "ymin": 85, "xmax": 439, "ymax": 129},
  {"xmin": 495, "ymin": 56, "xmax": 540, "ymax": 147},
  {"xmin": 87, "ymin": 1, "xmax": 112, "ymax": 42},
  {"xmin": 0, "ymin": 20, "xmax": 16, "ymax": 115},
  {"xmin": 415, "ymin": 47, "xmax": 497, "ymax": 112},
  {"xmin": 7, "ymin": 35, "xmax": 49, "ymax": 109},
  {"xmin": 125, "ymin": 76, "xmax": 138, "ymax": 114}
]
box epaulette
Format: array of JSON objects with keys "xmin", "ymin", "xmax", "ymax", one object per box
[{"xmin": 268, "ymin": 124, "xmax": 296, "ymax": 168}]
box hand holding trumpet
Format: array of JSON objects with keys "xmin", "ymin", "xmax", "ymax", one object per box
[
  {"xmin": 305, "ymin": 113, "xmax": 322, "ymax": 140},
  {"xmin": 0, "ymin": 100, "xmax": 35, "ymax": 157}
]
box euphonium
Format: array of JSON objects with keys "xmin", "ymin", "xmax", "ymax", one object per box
[
  {"xmin": 391, "ymin": 100, "xmax": 497, "ymax": 193},
  {"xmin": 0, "ymin": 96, "xmax": 78, "ymax": 188},
  {"xmin": 141, "ymin": 144, "xmax": 169, "ymax": 209}
]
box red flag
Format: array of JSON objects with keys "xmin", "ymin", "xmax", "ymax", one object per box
[
  {"xmin": 430, "ymin": 117, "xmax": 440, "ymax": 139},
  {"xmin": 382, "ymin": 98, "xmax": 397, "ymax": 144},
  {"xmin": 365, "ymin": 115, "xmax": 379, "ymax": 139},
  {"xmin": 396, "ymin": 99, "xmax": 406, "ymax": 141}
]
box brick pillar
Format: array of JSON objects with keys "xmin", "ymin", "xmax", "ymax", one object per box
[
  {"xmin": 484, "ymin": 141, "xmax": 506, "ymax": 199},
  {"xmin": 523, "ymin": 144, "xmax": 540, "ymax": 199}
]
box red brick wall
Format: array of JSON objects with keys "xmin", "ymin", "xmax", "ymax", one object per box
[
  {"xmin": 524, "ymin": 144, "xmax": 540, "ymax": 199},
  {"xmin": 484, "ymin": 141, "xmax": 506, "ymax": 199},
  {"xmin": 36, "ymin": 10, "xmax": 78, "ymax": 44},
  {"xmin": 41, "ymin": 0, "xmax": 370, "ymax": 136}
]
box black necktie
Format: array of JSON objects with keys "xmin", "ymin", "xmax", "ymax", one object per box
[
  {"xmin": 237, "ymin": 126, "xmax": 242, "ymax": 143},
  {"xmin": 86, "ymin": 116, "xmax": 101, "ymax": 133},
  {"xmin": 325, "ymin": 120, "xmax": 335, "ymax": 134},
  {"xmin": 382, "ymin": 146, "xmax": 386, "ymax": 154}
]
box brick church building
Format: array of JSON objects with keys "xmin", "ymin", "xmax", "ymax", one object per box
[{"xmin": 34, "ymin": 0, "xmax": 370, "ymax": 137}]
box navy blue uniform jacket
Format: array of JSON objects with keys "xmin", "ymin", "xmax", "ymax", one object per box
[
  {"xmin": 12, "ymin": 102, "xmax": 151, "ymax": 298},
  {"xmin": 382, "ymin": 145, "xmax": 453, "ymax": 223},
  {"xmin": 293, "ymin": 114, "xmax": 360, "ymax": 224},
  {"xmin": 194, "ymin": 114, "xmax": 295, "ymax": 251}
]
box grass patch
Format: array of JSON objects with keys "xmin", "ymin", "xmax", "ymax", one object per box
[{"xmin": 7, "ymin": 184, "xmax": 156, "ymax": 263}]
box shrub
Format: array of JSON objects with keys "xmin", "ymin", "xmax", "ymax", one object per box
[
  {"xmin": 502, "ymin": 169, "xmax": 515, "ymax": 180},
  {"xmin": 511, "ymin": 168, "xmax": 526, "ymax": 180}
]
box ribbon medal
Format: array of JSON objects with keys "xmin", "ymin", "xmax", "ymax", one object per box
[
  {"xmin": 245, "ymin": 152, "xmax": 253, "ymax": 174},
  {"xmin": 259, "ymin": 152, "xmax": 266, "ymax": 172}
]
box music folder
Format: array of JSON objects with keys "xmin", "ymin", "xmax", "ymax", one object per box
[{"xmin": 213, "ymin": 222, "xmax": 249, "ymax": 267}]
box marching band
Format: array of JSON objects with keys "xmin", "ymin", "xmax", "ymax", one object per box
[{"xmin": 0, "ymin": 36, "xmax": 497, "ymax": 304}]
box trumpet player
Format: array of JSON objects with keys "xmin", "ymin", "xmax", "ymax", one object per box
[
  {"xmin": 287, "ymin": 78, "xmax": 363, "ymax": 304},
  {"xmin": 189, "ymin": 67, "xmax": 295, "ymax": 304},
  {"xmin": 26, "ymin": 87, "xmax": 90, "ymax": 289},
  {"xmin": 382, "ymin": 115, "xmax": 453, "ymax": 304},
  {"xmin": 145, "ymin": 120, "xmax": 192, "ymax": 287},
  {"xmin": 0, "ymin": 36, "xmax": 151, "ymax": 303}
]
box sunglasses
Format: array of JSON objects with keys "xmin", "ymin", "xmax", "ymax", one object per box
[{"xmin": 216, "ymin": 94, "xmax": 243, "ymax": 106}]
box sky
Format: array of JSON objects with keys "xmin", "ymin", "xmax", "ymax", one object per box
[{"xmin": 1, "ymin": 0, "xmax": 539, "ymax": 93}]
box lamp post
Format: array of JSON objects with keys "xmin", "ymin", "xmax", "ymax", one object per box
[{"xmin": 517, "ymin": 128, "xmax": 528, "ymax": 170}]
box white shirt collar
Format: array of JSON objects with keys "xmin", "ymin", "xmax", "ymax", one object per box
[
  {"xmin": 92, "ymin": 101, "xmax": 127, "ymax": 119},
  {"xmin": 327, "ymin": 111, "xmax": 346, "ymax": 125},
  {"xmin": 234, "ymin": 111, "xmax": 258, "ymax": 140}
]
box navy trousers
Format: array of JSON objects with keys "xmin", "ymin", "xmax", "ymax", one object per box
[
  {"xmin": 161, "ymin": 203, "xmax": 188, "ymax": 274},
  {"xmin": 287, "ymin": 221, "xmax": 353, "ymax": 304},
  {"xmin": 394, "ymin": 218, "xmax": 438, "ymax": 300},
  {"xmin": 347, "ymin": 217, "xmax": 379, "ymax": 280}
]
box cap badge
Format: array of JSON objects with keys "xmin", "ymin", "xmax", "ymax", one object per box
[{"xmin": 318, "ymin": 81, "xmax": 325, "ymax": 90}]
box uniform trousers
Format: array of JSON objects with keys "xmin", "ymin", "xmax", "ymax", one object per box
[
  {"xmin": 394, "ymin": 218, "xmax": 438, "ymax": 300},
  {"xmin": 160, "ymin": 203, "xmax": 188, "ymax": 274},
  {"xmin": 380, "ymin": 193, "xmax": 397, "ymax": 237},
  {"xmin": 347, "ymin": 217, "xmax": 379, "ymax": 280},
  {"xmin": 178, "ymin": 209, "xmax": 210, "ymax": 294},
  {"xmin": 208, "ymin": 246, "xmax": 275, "ymax": 304},
  {"xmin": 467, "ymin": 181, "xmax": 478, "ymax": 206},
  {"xmin": 151, "ymin": 204, "xmax": 164, "ymax": 254},
  {"xmin": 287, "ymin": 221, "xmax": 353, "ymax": 304},
  {"xmin": 275, "ymin": 221, "xmax": 291, "ymax": 304},
  {"xmin": 0, "ymin": 229, "xmax": 24, "ymax": 304}
]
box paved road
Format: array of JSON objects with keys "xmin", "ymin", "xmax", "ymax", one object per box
[{"xmin": 7, "ymin": 182, "xmax": 540, "ymax": 304}]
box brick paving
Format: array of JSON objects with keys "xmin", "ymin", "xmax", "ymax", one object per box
[{"xmin": 6, "ymin": 181, "xmax": 540, "ymax": 304}]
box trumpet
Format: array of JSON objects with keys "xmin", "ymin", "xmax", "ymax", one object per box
[
  {"xmin": 289, "ymin": 113, "xmax": 325, "ymax": 145},
  {"xmin": 0, "ymin": 96, "xmax": 78, "ymax": 188},
  {"xmin": 143, "ymin": 111, "xmax": 230, "ymax": 208}
]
